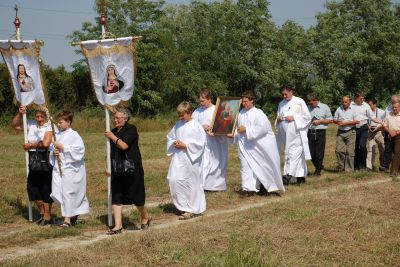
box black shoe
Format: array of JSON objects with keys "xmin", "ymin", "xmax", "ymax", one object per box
[
  {"xmin": 379, "ymin": 166, "xmax": 388, "ymax": 172},
  {"xmin": 282, "ymin": 175, "xmax": 291, "ymax": 185},
  {"xmin": 70, "ymin": 215, "xmax": 79, "ymax": 226},
  {"xmin": 141, "ymin": 216, "xmax": 152, "ymax": 230},
  {"xmin": 35, "ymin": 217, "xmax": 44, "ymax": 225},
  {"xmin": 297, "ymin": 177, "xmax": 305, "ymax": 184},
  {"xmin": 38, "ymin": 219, "xmax": 52, "ymax": 226}
]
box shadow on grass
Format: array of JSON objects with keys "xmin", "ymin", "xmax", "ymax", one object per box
[
  {"xmin": 159, "ymin": 202, "xmax": 180, "ymax": 215},
  {"xmin": 4, "ymin": 196, "xmax": 33, "ymax": 221},
  {"xmin": 96, "ymin": 212, "xmax": 141, "ymax": 230}
]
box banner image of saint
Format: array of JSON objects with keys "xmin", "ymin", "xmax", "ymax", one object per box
[
  {"xmin": 211, "ymin": 97, "xmax": 242, "ymax": 136},
  {"xmin": 17, "ymin": 64, "xmax": 34, "ymax": 92},
  {"xmin": 103, "ymin": 64, "xmax": 124, "ymax": 94},
  {"xmin": 0, "ymin": 40, "xmax": 46, "ymax": 106},
  {"xmin": 80, "ymin": 37, "xmax": 138, "ymax": 106}
]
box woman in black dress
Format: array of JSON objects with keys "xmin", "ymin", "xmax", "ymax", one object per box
[{"xmin": 104, "ymin": 107, "xmax": 151, "ymax": 234}]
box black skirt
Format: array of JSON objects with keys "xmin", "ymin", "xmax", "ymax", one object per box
[
  {"xmin": 27, "ymin": 168, "xmax": 53, "ymax": 203},
  {"xmin": 111, "ymin": 168, "xmax": 145, "ymax": 206}
]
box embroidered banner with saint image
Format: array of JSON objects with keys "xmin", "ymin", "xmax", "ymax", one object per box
[
  {"xmin": 79, "ymin": 37, "xmax": 138, "ymax": 107},
  {"xmin": 0, "ymin": 40, "xmax": 46, "ymax": 106}
]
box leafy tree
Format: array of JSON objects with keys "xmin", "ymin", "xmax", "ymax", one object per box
[{"xmin": 309, "ymin": 0, "xmax": 400, "ymax": 107}]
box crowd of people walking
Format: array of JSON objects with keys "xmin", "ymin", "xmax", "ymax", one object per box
[{"xmin": 12, "ymin": 86, "xmax": 400, "ymax": 234}]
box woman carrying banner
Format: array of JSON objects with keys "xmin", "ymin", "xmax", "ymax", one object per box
[
  {"xmin": 51, "ymin": 110, "xmax": 90, "ymax": 228},
  {"xmin": 167, "ymin": 101, "xmax": 207, "ymax": 220},
  {"xmin": 12, "ymin": 106, "xmax": 53, "ymax": 225},
  {"xmin": 104, "ymin": 107, "xmax": 151, "ymax": 234}
]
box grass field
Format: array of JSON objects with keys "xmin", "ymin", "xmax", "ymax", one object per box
[{"xmin": 0, "ymin": 119, "xmax": 399, "ymax": 266}]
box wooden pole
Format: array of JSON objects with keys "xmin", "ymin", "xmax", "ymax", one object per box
[
  {"xmin": 14, "ymin": 5, "xmax": 33, "ymax": 222},
  {"xmin": 99, "ymin": 0, "xmax": 113, "ymax": 227}
]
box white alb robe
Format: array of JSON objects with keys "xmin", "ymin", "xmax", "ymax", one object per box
[
  {"xmin": 192, "ymin": 105, "xmax": 228, "ymax": 191},
  {"xmin": 50, "ymin": 128, "xmax": 89, "ymax": 217},
  {"xmin": 236, "ymin": 107, "xmax": 285, "ymax": 192},
  {"xmin": 276, "ymin": 96, "xmax": 311, "ymax": 177},
  {"xmin": 166, "ymin": 119, "xmax": 206, "ymax": 214}
]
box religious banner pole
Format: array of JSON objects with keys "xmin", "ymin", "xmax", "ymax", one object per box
[
  {"xmin": 72, "ymin": 0, "xmax": 141, "ymax": 228},
  {"xmin": 14, "ymin": 6, "xmax": 33, "ymax": 222},
  {"xmin": 99, "ymin": 3, "xmax": 113, "ymax": 228},
  {"xmin": 1, "ymin": 5, "xmax": 50, "ymax": 222}
]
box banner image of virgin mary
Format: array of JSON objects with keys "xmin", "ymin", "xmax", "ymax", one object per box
[
  {"xmin": 102, "ymin": 64, "xmax": 124, "ymax": 94},
  {"xmin": 17, "ymin": 64, "xmax": 34, "ymax": 92}
]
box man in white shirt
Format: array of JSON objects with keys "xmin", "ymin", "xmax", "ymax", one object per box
[
  {"xmin": 351, "ymin": 92, "xmax": 372, "ymax": 170},
  {"xmin": 366, "ymin": 98, "xmax": 385, "ymax": 170}
]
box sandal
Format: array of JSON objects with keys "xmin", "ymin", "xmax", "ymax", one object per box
[
  {"xmin": 141, "ymin": 216, "xmax": 152, "ymax": 230},
  {"xmin": 178, "ymin": 212, "xmax": 195, "ymax": 220},
  {"xmin": 59, "ymin": 222, "xmax": 72, "ymax": 228},
  {"xmin": 106, "ymin": 228, "xmax": 122, "ymax": 235}
]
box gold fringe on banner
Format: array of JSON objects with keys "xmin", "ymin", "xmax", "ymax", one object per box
[
  {"xmin": 81, "ymin": 42, "xmax": 138, "ymax": 59},
  {"xmin": 0, "ymin": 40, "xmax": 43, "ymax": 58}
]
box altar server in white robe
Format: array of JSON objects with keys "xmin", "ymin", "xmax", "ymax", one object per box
[
  {"xmin": 167, "ymin": 101, "xmax": 207, "ymax": 220},
  {"xmin": 51, "ymin": 110, "xmax": 89, "ymax": 227},
  {"xmin": 276, "ymin": 85, "xmax": 311, "ymax": 185},
  {"xmin": 192, "ymin": 89, "xmax": 228, "ymax": 191},
  {"xmin": 235, "ymin": 90, "xmax": 285, "ymax": 193}
]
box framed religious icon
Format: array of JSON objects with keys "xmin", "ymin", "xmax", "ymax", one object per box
[{"xmin": 211, "ymin": 96, "xmax": 242, "ymax": 136}]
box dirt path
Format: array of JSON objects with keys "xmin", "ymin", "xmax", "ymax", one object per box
[{"xmin": 0, "ymin": 178, "xmax": 391, "ymax": 262}]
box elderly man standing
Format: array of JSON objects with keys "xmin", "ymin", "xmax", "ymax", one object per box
[
  {"xmin": 333, "ymin": 96, "xmax": 359, "ymax": 172},
  {"xmin": 366, "ymin": 98, "xmax": 385, "ymax": 171},
  {"xmin": 382, "ymin": 102, "xmax": 400, "ymax": 177},
  {"xmin": 307, "ymin": 93, "xmax": 333, "ymax": 176},
  {"xmin": 351, "ymin": 92, "xmax": 372, "ymax": 171},
  {"xmin": 276, "ymin": 85, "xmax": 311, "ymax": 185},
  {"xmin": 380, "ymin": 95, "xmax": 400, "ymax": 172}
]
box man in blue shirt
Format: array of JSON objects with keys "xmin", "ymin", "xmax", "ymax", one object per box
[{"xmin": 307, "ymin": 93, "xmax": 333, "ymax": 176}]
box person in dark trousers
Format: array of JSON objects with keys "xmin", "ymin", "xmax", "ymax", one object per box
[
  {"xmin": 351, "ymin": 92, "xmax": 372, "ymax": 170},
  {"xmin": 307, "ymin": 93, "xmax": 333, "ymax": 176},
  {"xmin": 380, "ymin": 95, "xmax": 400, "ymax": 172}
]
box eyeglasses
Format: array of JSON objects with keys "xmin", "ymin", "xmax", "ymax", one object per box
[{"xmin": 114, "ymin": 117, "xmax": 126, "ymax": 120}]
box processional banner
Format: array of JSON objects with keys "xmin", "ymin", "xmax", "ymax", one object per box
[
  {"xmin": 0, "ymin": 40, "xmax": 46, "ymax": 107},
  {"xmin": 79, "ymin": 37, "xmax": 138, "ymax": 107}
]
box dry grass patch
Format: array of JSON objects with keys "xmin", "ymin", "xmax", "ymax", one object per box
[{"xmin": 3, "ymin": 181, "xmax": 399, "ymax": 266}]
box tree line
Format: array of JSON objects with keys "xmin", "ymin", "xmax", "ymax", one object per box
[{"xmin": 1, "ymin": 0, "xmax": 400, "ymax": 118}]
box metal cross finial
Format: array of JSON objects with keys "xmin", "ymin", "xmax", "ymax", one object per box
[{"xmin": 14, "ymin": 5, "xmax": 18, "ymax": 17}]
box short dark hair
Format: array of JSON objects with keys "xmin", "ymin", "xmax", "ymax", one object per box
[
  {"xmin": 307, "ymin": 93, "xmax": 319, "ymax": 102},
  {"xmin": 56, "ymin": 110, "xmax": 73, "ymax": 123},
  {"xmin": 241, "ymin": 90, "xmax": 256, "ymax": 101},
  {"xmin": 367, "ymin": 98, "xmax": 377, "ymax": 105},
  {"xmin": 199, "ymin": 89, "xmax": 213, "ymax": 100},
  {"xmin": 280, "ymin": 85, "xmax": 293, "ymax": 93},
  {"xmin": 354, "ymin": 92, "xmax": 365, "ymax": 98}
]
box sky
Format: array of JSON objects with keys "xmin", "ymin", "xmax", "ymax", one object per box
[{"xmin": 0, "ymin": 0, "xmax": 399, "ymax": 70}]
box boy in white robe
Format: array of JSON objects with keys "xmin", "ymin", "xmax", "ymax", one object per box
[
  {"xmin": 192, "ymin": 89, "xmax": 228, "ymax": 191},
  {"xmin": 51, "ymin": 110, "xmax": 89, "ymax": 227},
  {"xmin": 235, "ymin": 90, "xmax": 285, "ymax": 194},
  {"xmin": 276, "ymin": 85, "xmax": 311, "ymax": 185},
  {"xmin": 167, "ymin": 101, "xmax": 206, "ymax": 220}
]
